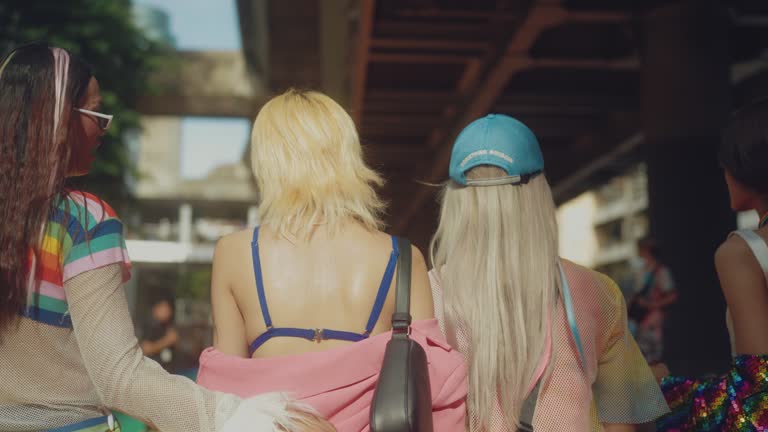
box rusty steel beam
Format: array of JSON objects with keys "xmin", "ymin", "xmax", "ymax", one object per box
[
  {"xmin": 394, "ymin": 8, "xmax": 521, "ymax": 20},
  {"xmin": 551, "ymin": 132, "xmax": 644, "ymax": 203},
  {"xmin": 352, "ymin": 0, "xmax": 376, "ymax": 125},
  {"xmin": 366, "ymin": 90, "xmax": 460, "ymax": 102},
  {"xmin": 368, "ymin": 52, "xmax": 475, "ymax": 63},
  {"xmin": 374, "ymin": 21, "xmax": 492, "ymax": 35},
  {"xmin": 394, "ymin": 0, "xmax": 635, "ymax": 234},
  {"xmin": 456, "ymin": 59, "xmax": 483, "ymax": 93},
  {"xmin": 370, "ymin": 38, "xmax": 489, "ymax": 51}
]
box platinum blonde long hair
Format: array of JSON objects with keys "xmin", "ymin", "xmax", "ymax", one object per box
[{"xmin": 429, "ymin": 166, "xmax": 560, "ymax": 430}]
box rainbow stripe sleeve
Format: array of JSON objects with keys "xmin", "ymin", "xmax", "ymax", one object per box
[{"xmin": 23, "ymin": 191, "xmax": 131, "ymax": 328}]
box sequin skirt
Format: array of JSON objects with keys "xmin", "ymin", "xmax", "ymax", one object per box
[{"xmin": 657, "ymin": 354, "xmax": 768, "ymax": 431}]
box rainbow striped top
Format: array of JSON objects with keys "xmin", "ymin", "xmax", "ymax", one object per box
[{"xmin": 23, "ymin": 191, "xmax": 131, "ymax": 328}]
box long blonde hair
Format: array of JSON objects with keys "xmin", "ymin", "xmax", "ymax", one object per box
[
  {"xmin": 250, "ymin": 89, "xmax": 386, "ymax": 239},
  {"xmin": 429, "ymin": 166, "xmax": 560, "ymax": 430}
]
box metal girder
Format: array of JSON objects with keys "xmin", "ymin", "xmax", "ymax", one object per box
[{"xmin": 394, "ymin": 0, "xmax": 639, "ymax": 233}]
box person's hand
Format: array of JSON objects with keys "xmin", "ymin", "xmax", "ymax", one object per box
[
  {"xmin": 221, "ymin": 393, "xmax": 336, "ymax": 432},
  {"xmin": 650, "ymin": 362, "xmax": 670, "ymax": 385},
  {"xmin": 162, "ymin": 327, "xmax": 178, "ymax": 346}
]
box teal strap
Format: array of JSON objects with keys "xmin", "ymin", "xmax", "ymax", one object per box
[{"xmin": 559, "ymin": 261, "xmax": 586, "ymax": 370}]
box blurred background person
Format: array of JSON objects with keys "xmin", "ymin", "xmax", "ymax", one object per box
[
  {"xmin": 627, "ymin": 237, "xmax": 678, "ymax": 363},
  {"xmin": 140, "ymin": 297, "xmax": 178, "ymax": 370}
]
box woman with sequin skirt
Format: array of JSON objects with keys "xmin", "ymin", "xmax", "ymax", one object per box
[
  {"xmin": 654, "ymin": 99, "xmax": 768, "ymax": 431},
  {"xmin": 0, "ymin": 44, "xmax": 333, "ymax": 432}
]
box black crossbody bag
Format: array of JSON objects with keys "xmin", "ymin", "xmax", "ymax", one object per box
[{"xmin": 370, "ymin": 237, "xmax": 433, "ymax": 432}]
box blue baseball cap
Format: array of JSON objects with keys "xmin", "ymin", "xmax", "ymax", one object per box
[{"xmin": 449, "ymin": 114, "xmax": 544, "ymax": 186}]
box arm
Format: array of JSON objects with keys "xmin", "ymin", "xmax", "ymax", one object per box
[
  {"xmin": 640, "ymin": 292, "xmax": 678, "ymax": 309},
  {"xmin": 716, "ymin": 237, "xmax": 768, "ymax": 354},
  {"xmin": 653, "ymin": 292, "xmax": 678, "ymax": 308},
  {"xmin": 648, "ymin": 268, "xmax": 678, "ymax": 309},
  {"xmin": 211, "ymin": 236, "xmax": 249, "ymax": 357},
  {"xmin": 65, "ymin": 264, "xmax": 239, "ymax": 431},
  {"xmin": 409, "ymin": 244, "xmax": 435, "ymax": 321},
  {"xmin": 655, "ymin": 239, "xmax": 768, "ymax": 430},
  {"xmin": 66, "ymin": 264, "xmax": 332, "ymax": 432},
  {"xmin": 140, "ymin": 327, "xmax": 178, "ymax": 356}
]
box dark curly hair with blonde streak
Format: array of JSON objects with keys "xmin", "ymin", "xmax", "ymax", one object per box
[{"xmin": 0, "ymin": 43, "xmax": 92, "ymax": 332}]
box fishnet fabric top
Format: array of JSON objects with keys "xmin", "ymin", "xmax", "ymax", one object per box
[
  {"xmin": 430, "ymin": 259, "xmax": 669, "ymax": 431},
  {"xmin": 0, "ymin": 264, "xmax": 240, "ymax": 431}
]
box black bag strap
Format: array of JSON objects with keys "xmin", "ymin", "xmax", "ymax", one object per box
[
  {"xmin": 517, "ymin": 378, "xmax": 541, "ymax": 431},
  {"xmin": 392, "ymin": 237, "xmax": 412, "ymax": 333}
]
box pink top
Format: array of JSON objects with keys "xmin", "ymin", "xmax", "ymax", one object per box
[{"xmin": 197, "ymin": 319, "xmax": 468, "ymax": 432}]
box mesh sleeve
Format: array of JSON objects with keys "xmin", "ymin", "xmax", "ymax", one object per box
[
  {"xmin": 591, "ymin": 274, "xmax": 670, "ymax": 424},
  {"xmin": 428, "ymin": 270, "xmax": 446, "ymax": 335},
  {"xmin": 64, "ymin": 264, "xmax": 240, "ymax": 432}
]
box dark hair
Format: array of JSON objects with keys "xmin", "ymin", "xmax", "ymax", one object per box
[
  {"xmin": 637, "ymin": 236, "xmax": 660, "ymax": 258},
  {"xmin": 720, "ymin": 98, "xmax": 768, "ymax": 196},
  {"xmin": 0, "ymin": 43, "xmax": 93, "ymax": 332}
]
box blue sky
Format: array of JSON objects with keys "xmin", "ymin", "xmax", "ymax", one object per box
[
  {"xmin": 134, "ymin": 0, "xmax": 248, "ymax": 179},
  {"xmin": 133, "ymin": 0, "xmax": 241, "ymax": 50},
  {"xmin": 179, "ymin": 118, "xmax": 250, "ymax": 179}
]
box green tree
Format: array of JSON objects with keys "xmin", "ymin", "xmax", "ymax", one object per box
[{"xmin": 0, "ymin": 0, "xmax": 166, "ymax": 202}]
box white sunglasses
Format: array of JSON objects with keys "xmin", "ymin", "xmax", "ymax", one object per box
[{"xmin": 74, "ymin": 108, "xmax": 113, "ymax": 131}]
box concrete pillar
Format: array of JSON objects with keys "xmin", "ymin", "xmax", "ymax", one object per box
[
  {"xmin": 179, "ymin": 203, "xmax": 193, "ymax": 244},
  {"xmin": 642, "ymin": 0, "xmax": 735, "ymax": 376}
]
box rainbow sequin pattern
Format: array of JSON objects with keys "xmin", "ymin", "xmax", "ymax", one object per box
[{"xmin": 657, "ymin": 354, "xmax": 768, "ymax": 431}]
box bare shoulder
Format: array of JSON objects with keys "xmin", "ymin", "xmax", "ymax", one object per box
[
  {"xmin": 212, "ymin": 228, "xmax": 254, "ymax": 276},
  {"xmin": 406, "ymin": 241, "xmax": 435, "ymax": 320},
  {"xmin": 410, "ymin": 243, "xmax": 428, "ymax": 269},
  {"xmin": 715, "ymin": 234, "xmax": 766, "ymax": 299},
  {"xmin": 715, "ymin": 234, "xmax": 754, "ymax": 268},
  {"xmin": 215, "ymin": 228, "xmax": 253, "ymax": 253}
]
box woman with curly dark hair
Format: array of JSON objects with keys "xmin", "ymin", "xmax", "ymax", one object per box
[{"xmin": 0, "ymin": 43, "xmax": 332, "ymax": 432}]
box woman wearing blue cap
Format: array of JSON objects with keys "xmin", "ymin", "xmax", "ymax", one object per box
[{"xmin": 428, "ymin": 114, "xmax": 669, "ymax": 431}]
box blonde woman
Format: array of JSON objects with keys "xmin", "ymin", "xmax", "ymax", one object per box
[
  {"xmin": 196, "ymin": 89, "xmax": 468, "ymax": 431},
  {"xmin": 428, "ymin": 114, "xmax": 670, "ymax": 431}
]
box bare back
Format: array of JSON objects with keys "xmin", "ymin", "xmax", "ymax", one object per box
[{"xmin": 210, "ymin": 221, "xmax": 434, "ymax": 358}]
